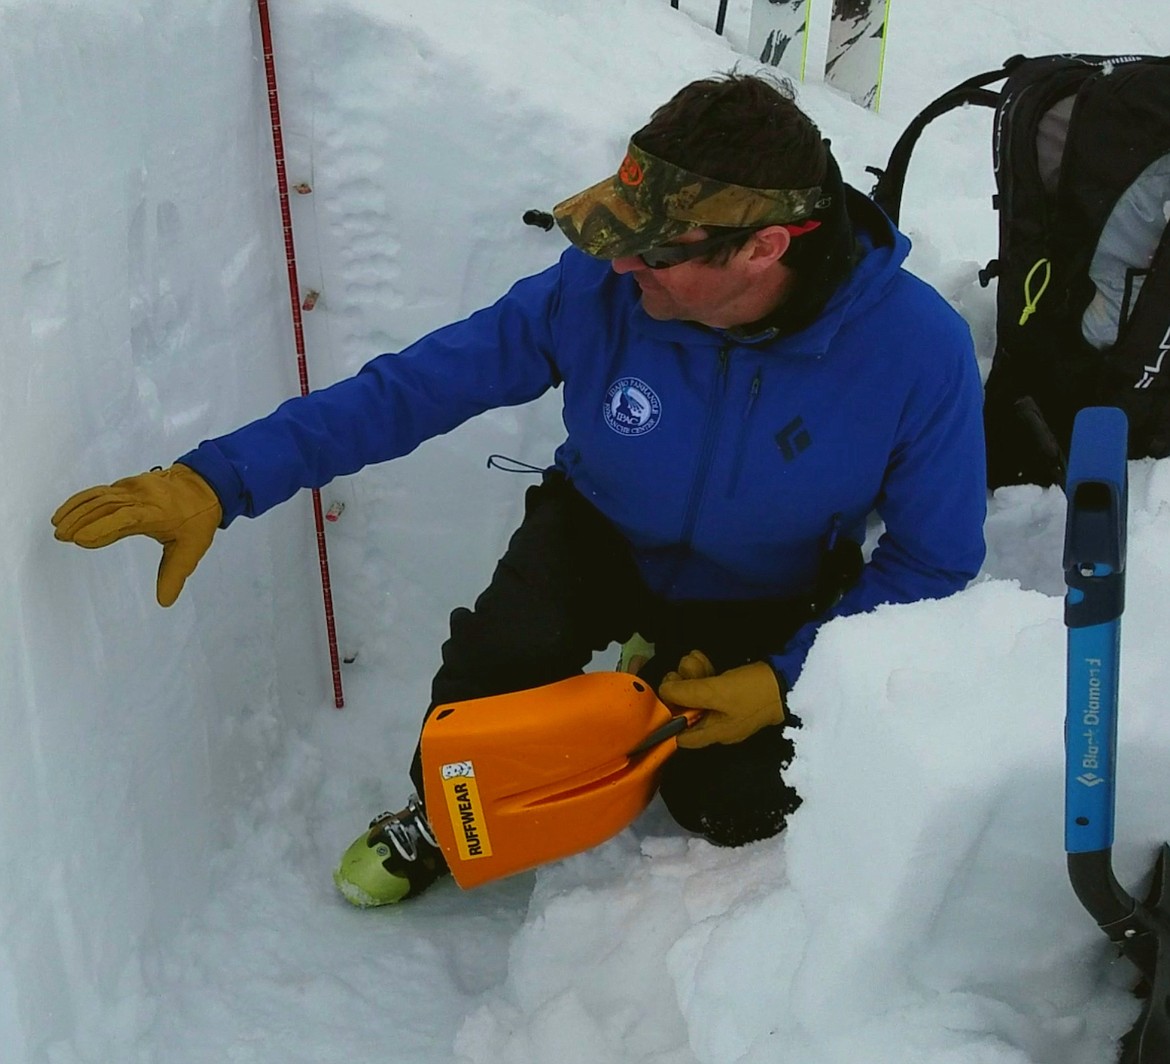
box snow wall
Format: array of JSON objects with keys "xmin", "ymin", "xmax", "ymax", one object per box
[
  {"xmin": 0, "ymin": 0, "xmax": 742, "ymax": 1056},
  {"xmin": 1, "ymin": 2, "xmax": 325, "ymax": 1055}
]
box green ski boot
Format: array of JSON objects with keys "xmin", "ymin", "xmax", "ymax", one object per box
[{"xmin": 333, "ymin": 795, "xmax": 447, "ymax": 907}]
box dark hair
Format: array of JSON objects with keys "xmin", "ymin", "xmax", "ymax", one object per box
[
  {"xmin": 635, "ymin": 72, "xmax": 855, "ymax": 319},
  {"xmin": 633, "ymin": 71, "xmax": 827, "ymax": 191}
]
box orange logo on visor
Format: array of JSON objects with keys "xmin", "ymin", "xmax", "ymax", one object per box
[{"xmin": 619, "ymin": 153, "xmax": 645, "ymax": 187}]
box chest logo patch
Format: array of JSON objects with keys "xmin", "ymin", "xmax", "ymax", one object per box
[{"xmin": 604, "ymin": 377, "xmax": 662, "ymax": 436}]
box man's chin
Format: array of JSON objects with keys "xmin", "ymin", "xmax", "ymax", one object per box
[{"xmin": 637, "ymin": 293, "xmax": 676, "ymax": 321}]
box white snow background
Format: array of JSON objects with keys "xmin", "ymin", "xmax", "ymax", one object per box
[{"xmin": 3, "ymin": 0, "xmax": 1169, "ymax": 1061}]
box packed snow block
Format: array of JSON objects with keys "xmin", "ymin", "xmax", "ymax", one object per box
[
  {"xmin": 782, "ymin": 584, "xmax": 1075, "ymax": 1012},
  {"xmin": 667, "ymin": 581, "xmax": 1130, "ymax": 1061},
  {"xmin": 648, "ymin": 472, "xmax": 1170, "ymax": 1064}
]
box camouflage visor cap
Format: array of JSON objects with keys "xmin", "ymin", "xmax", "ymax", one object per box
[{"xmin": 552, "ymin": 141, "xmax": 822, "ymax": 260}]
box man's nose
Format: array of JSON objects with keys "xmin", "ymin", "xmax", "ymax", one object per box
[{"xmin": 610, "ymin": 255, "xmax": 646, "ymax": 276}]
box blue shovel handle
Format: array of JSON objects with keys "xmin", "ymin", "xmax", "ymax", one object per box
[
  {"xmin": 1064, "ymin": 407, "xmax": 1128, "ymax": 856},
  {"xmin": 1063, "ymin": 416, "xmax": 1170, "ymax": 1062},
  {"xmin": 1063, "ymin": 407, "xmax": 1139, "ymax": 930}
]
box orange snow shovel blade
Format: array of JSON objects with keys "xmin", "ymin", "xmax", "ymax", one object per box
[{"xmin": 420, "ymin": 671, "xmax": 693, "ymax": 890}]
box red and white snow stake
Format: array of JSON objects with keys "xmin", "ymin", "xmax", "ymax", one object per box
[{"xmin": 256, "ymin": 0, "xmax": 345, "ymax": 708}]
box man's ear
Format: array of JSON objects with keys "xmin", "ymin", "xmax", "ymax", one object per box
[{"xmin": 746, "ymin": 225, "xmax": 792, "ymax": 268}]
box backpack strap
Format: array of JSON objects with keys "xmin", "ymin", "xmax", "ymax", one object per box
[{"xmin": 868, "ymin": 60, "xmax": 1023, "ymax": 225}]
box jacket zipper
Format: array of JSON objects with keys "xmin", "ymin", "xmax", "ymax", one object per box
[
  {"xmin": 727, "ymin": 367, "xmax": 761, "ymax": 496},
  {"xmin": 677, "ymin": 344, "xmax": 732, "ymax": 552}
]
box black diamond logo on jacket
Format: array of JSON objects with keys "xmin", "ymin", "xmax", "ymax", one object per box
[{"xmin": 776, "ymin": 417, "xmax": 812, "ymax": 461}]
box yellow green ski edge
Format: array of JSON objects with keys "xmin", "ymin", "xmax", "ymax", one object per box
[
  {"xmin": 823, "ymin": 0, "xmax": 893, "ymax": 113},
  {"xmin": 798, "ymin": 1, "xmax": 812, "ymax": 82},
  {"xmin": 873, "ymin": 0, "xmax": 891, "ymax": 113}
]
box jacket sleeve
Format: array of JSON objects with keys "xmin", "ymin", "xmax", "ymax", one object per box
[
  {"xmin": 178, "ymin": 260, "xmax": 566, "ymax": 524},
  {"xmin": 770, "ymin": 311, "xmax": 987, "ymax": 689}
]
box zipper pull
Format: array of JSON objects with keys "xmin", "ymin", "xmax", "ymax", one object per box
[{"xmin": 746, "ymin": 369, "xmax": 761, "ymax": 414}]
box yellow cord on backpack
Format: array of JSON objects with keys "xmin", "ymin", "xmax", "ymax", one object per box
[{"xmin": 1019, "ymin": 258, "xmax": 1052, "ymax": 325}]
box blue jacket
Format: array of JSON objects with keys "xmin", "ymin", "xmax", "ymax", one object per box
[{"xmin": 181, "ymin": 201, "xmax": 986, "ymax": 687}]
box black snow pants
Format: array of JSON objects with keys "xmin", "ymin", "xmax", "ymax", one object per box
[{"xmin": 409, "ymin": 473, "xmax": 840, "ymax": 848}]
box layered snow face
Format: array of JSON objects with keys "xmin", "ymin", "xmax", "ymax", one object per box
[
  {"xmin": 3, "ymin": 0, "xmax": 1169, "ymax": 1062},
  {"xmin": 0, "ymin": 1, "xmax": 325, "ymax": 1055}
]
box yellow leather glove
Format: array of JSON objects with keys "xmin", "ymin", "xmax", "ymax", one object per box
[
  {"xmin": 51, "ymin": 463, "xmax": 222, "ymax": 607},
  {"xmin": 658, "ymin": 650, "xmax": 785, "ymax": 749}
]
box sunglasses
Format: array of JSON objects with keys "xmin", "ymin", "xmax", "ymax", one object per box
[{"xmin": 637, "ymin": 219, "xmax": 823, "ymax": 270}]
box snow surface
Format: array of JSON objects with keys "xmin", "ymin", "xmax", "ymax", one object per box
[{"xmin": 3, "ymin": 0, "xmax": 1169, "ymax": 1061}]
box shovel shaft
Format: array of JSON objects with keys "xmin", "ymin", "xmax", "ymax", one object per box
[
  {"xmin": 1063, "ymin": 408, "xmax": 1139, "ymax": 921},
  {"xmin": 1063, "ymin": 408, "xmax": 1170, "ymax": 1061},
  {"xmin": 1065, "ymin": 620, "xmax": 1120, "ymax": 853},
  {"xmin": 1063, "ymin": 407, "xmax": 1128, "ymax": 858},
  {"xmin": 1068, "ymin": 849, "xmax": 1136, "ymax": 931}
]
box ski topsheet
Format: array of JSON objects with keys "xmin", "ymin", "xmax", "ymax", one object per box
[
  {"xmin": 747, "ymin": 0, "xmax": 891, "ymax": 112},
  {"xmin": 823, "ymin": 0, "xmax": 891, "ymax": 111},
  {"xmin": 748, "ymin": 0, "xmax": 812, "ymax": 81}
]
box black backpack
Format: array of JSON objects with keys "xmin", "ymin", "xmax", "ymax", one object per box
[{"xmin": 869, "ymin": 53, "xmax": 1170, "ymax": 488}]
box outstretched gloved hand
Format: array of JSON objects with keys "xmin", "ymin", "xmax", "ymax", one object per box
[
  {"xmin": 658, "ymin": 649, "xmax": 785, "ymax": 748},
  {"xmin": 51, "ymin": 463, "xmax": 222, "ymax": 607}
]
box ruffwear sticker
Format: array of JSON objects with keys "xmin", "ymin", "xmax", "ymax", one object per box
[{"xmin": 439, "ymin": 760, "xmax": 493, "ymax": 861}]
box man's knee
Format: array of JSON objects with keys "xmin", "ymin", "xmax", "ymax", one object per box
[{"xmin": 657, "ymin": 725, "xmax": 801, "ymax": 847}]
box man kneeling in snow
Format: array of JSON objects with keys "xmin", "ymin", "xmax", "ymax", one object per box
[{"xmin": 53, "ymin": 73, "xmax": 986, "ymax": 905}]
